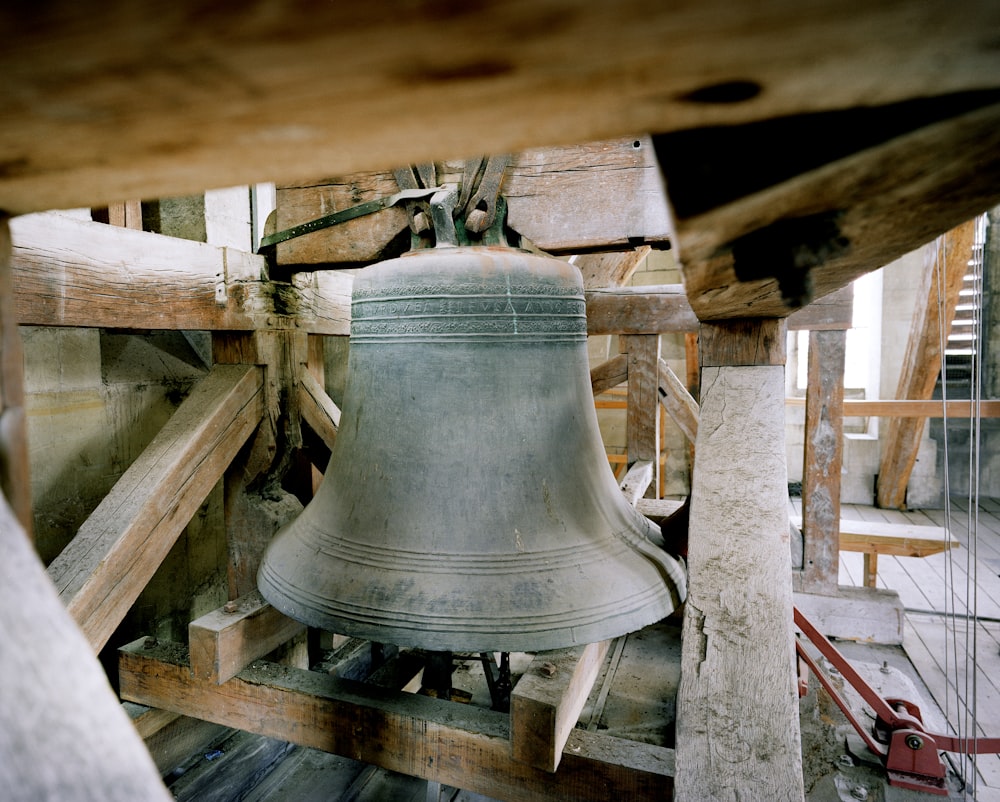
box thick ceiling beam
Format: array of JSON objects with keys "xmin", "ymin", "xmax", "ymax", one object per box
[
  {"xmin": 1, "ymin": 1, "xmax": 997, "ymax": 216},
  {"xmin": 656, "ymin": 99, "xmax": 1000, "ymax": 319}
]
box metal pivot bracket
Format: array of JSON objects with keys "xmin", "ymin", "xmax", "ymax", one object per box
[
  {"xmin": 794, "ymin": 606, "xmax": 1000, "ymax": 796},
  {"xmin": 396, "ymin": 156, "xmax": 513, "ymax": 250},
  {"xmin": 255, "ymin": 186, "xmax": 443, "ymax": 252}
]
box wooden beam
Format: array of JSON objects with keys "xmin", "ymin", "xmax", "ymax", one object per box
[
  {"xmin": 0, "ymin": 215, "xmax": 31, "ymax": 534},
  {"xmin": 622, "ymin": 335, "xmax": 660, "ymax": 498},
  {"xmin": 188, "ymin": 591, "xmax": 306, "ymax": 685},
  {"xmin": 699, "ymin": 318, "xmax": 786, "ymax": 367},
  {"xmin": 590, "ymin": 354, "xmax": 628, "ymax": 396},
  {"xmin": 275, "ymin": 141, "xmax": 670, "ymax": 265},
  {"xmin": 660, "ymin": 99, "xmax": 1000, "ymax": 320},
  {"xmin": 0, "ymin": 492, "xmax": 171, "ymax": 802},
  {"xmin": 656, "ymin": 358, "xmax": 699, "ymax": 444},
  {"xmin": 93, "ymin": 200, "xmax": 143, "ymax": 230},
  {"xmin": 576, "ymin": 247, "xmax": 651, "ymax": 289},
  {"xmin": 299, "ymin": 368, "xmax": 341, "ymax": 453},
  {"xmin": 511, "ymin": 640, "xmax": 612, "ymax": 772},
  {"xmin": 786, "ymin": 398, "xmax": 1000, "ymax": 417},
  {"xmin": 46, "ymin": 364, "xmax": 265, "ymax": 653},
  {"xmin": 586, "ymin": 282, "xmax": 851, "ymax": 336},
  {"xmin": 877, "ymin": 219, "xmax": 976, "ymax": 509},
  {"xmin": 119, "ymin": 640, "xmax": 675, "ymax": 802},
  {"xmin": 587, "ymin": 285, "xmax": 697, "ymax": 335},
  {"xmin": 796, "ymin": 329, "xmax": 845, "ymax": 593},
  {"xmin": 675, "ymin": 320, "xmax": 802, "ymax": 800},
  {"xmin": 1, "ymin": 2, "xmax": 997, "ymax": 218},
  {"xmin": 619, "ymin": 460, "xmax": 655, "ymax": 508},
  {"xmin": 9, "ymin": 212, "xmax": 353, "ymax": 335},
  {"xmin": 214, "ymin": 331, "xmax": 308, "ymax": 598}
]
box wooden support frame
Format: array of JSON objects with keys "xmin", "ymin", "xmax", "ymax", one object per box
[
  {"xmin": 675, "ymin": 318, "xmax": 803, "ymax": 800},
  {"xmin": 119, "ymin": 640, "xmax": 675, "ymax": 802},
  {"xmin": 656, "ymin": 358, "xmax": 699, "ymax": 444},
  {"xmin": 9, "ymin": 213, "xmax": 352, "ymax": 335},
  {"xmin": 619, "ymin": 460, "xmax": 655, "ymax": 508},
  {"xmin": 796, "ymin": 329, "xmax": 846, "ymax": 594},
  {"xmin": 621, "ymin": 335, "xmax": 661, "ymax": 499},
  {"xmin": 188, "ymin": 591, "xmax": 306, "ymax": 685},
  {"xmin": 46, "ymin": 363, "xmax": 265, "ymax": 653},
  {"xmin": 511, "ymin": 640, "xmax": 612, "ymax": 772},
  {"xmin": 299, "ymin": 368, "xmax": 341, "ymax": 453}
]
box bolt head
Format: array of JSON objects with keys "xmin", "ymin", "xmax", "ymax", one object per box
[
  {"xmin": 905, "ymin": 734, "xmax": 924, "ymax": 750},
  {"xmin": 851, "ymin": 786, "xmax": 869, "ymax": 800}
]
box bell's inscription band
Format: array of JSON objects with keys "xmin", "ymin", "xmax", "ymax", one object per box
[{"xmin": 351, "ymin": 288, "xmax": 587, "ymax": 341}]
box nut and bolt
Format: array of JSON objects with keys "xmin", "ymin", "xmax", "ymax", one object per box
[
  {"xmin": 850, "ymin": 785, "xmax": 869, "ymax": 800},
  {"xmin": 224, "ymin": 601, "xmax": 239, "ymax": 613},
  {"xmin": 905, "ymin": 734, "xmax": 925, "ymax": 750},
  {"xmin": 838, "ymin": 754, "xmax": 854, "ymax": 769},
  {"xmin": 880, "ymin": 660, "xmax": 890, "ymax": 674}
]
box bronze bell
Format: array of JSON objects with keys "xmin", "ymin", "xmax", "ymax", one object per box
[{"xmin": 258, "ymin": 246, "xmax": 686, "ymax": 653}]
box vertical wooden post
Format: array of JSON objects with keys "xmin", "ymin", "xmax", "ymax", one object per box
[
  {"xmin": 621, "ymin": 334, "xmax": 660, "ymax": 499},
  {"xmin": 795, "ymin": 329, "xmax": 846, "ymax": 593},
  {"xmin": 214, "ymin": 330, "xmax": 308, "ymax": 599},
  {"xmin": 0, "ymin": 214, "xmax": 32, "ymax": 535},
  {"xmin": 305, "ymin": 334, "xmax": 326, "ymax": 494},
  {"xmin": 675, "ymin": 318, "xmax": 804, "ymax": 801}
]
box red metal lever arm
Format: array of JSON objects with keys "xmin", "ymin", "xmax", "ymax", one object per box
[{"xmin": 794, "ymin": 607, "xmax": 1000, "ymax": 756}]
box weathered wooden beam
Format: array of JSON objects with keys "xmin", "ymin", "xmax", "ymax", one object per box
[
  {"xmin": 785, "ymin": 284, "xmax": 853, "ymax": 331},
  {"xmin": 1, "ymin": 492, "xmax": 171, "ymax": 802},
  {"xmin": 622, "ymin": 335, "xmax": 660, "ymax": 498},
  {"xmin": 511, "ymin": 640, "xmax": 612, "ymax": 772},
  {"xmin": 119, "ymin": 640, "xmax": 675, "ymax": 802},
  {"xmin": 619, "ymin": 460, "xmax": 655, "ymax": 508},
  {"xmin": 656, "ymin": 358, "xmax": 699, "ymax": 444},
  {"xmin": 2, "ymin": 2, "xmax": 996, "ymax": 218},
  {"xmin": 275, "ymin": 141, "xmax": 670, "ymax": 264},
  {"xmin": 214, "ymin": 331, "xmax": 307, "ymax": 599},
  {"xmin": 786, "ymin": 397, "xmax": 1000, "ymax": 417},
  {"xmin": 577, "ymin": 247, "xmax": 651, "ymax": 289},
  {"xmin": 590, "ymin": 354, "xmax": 628, "ymax": 396},
  {"xmin": 699, "ymin": 318, "xmax": 786, "ymax": 367},
  {"xmin": 795, "ymin": 329, "xmax": 846, "ymax": 594},
  {"xmin": 675, "ymin": 319, "xmax": 802, "ymax": 800},
  {"xmin": 46, "ymin": 364, "xmax": 265, "ymax": 653},
  {"xmin": 9, "ymin": 212, "xmax": 352, "ymax": 335},
  {"xmin": 188, "ymin": 591, "xmax": 306, "ymax": 685},
  {"xmin": 585, "ymin": 282, "xmax": 850, "ymax": 335},
  {"xmin": 7, "ymin": 210, "xmax": 841, "ymax": 340},
  {"xmin": 586, "ymin": 285, "xmax": 697, "ymax": 335},
  {"xmin": 660, "ymin": 99, "xmax": 1000, "ymax": 320},
  {"xmin": 299, "ymin": 368, "xmax": 341, "ymax": 453},
  {"xmin": 877, "ymin": 219, "xmax": 976, "ymax": 509}
]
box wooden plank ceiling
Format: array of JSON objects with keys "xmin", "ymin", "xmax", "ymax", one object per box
[{"xmin": 1, "ymin": 1, "xmax": 999, "ymax": 319}]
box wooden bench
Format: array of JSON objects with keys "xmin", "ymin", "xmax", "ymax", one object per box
[{"xmin": 792, "ymin": 517, "xmax": 959, "ymax": 588}]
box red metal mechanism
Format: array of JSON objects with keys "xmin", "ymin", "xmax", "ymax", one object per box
[{"xmin": 794, "ymin": 607, "xmax": 1000, "ymax": 795}]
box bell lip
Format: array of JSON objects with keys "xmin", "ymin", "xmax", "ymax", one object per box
[{"xmin": 257, "ymin": 570, "xmax": 679, "ymax": 654}]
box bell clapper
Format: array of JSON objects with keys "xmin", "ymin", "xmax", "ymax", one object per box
[
  {"xmin": 418, "ymin": 651, "xmax": 473, "ymax": 704},
  {"xmin": 479, "ymin": 651, "xmax": 513, "ymax": 713}
]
